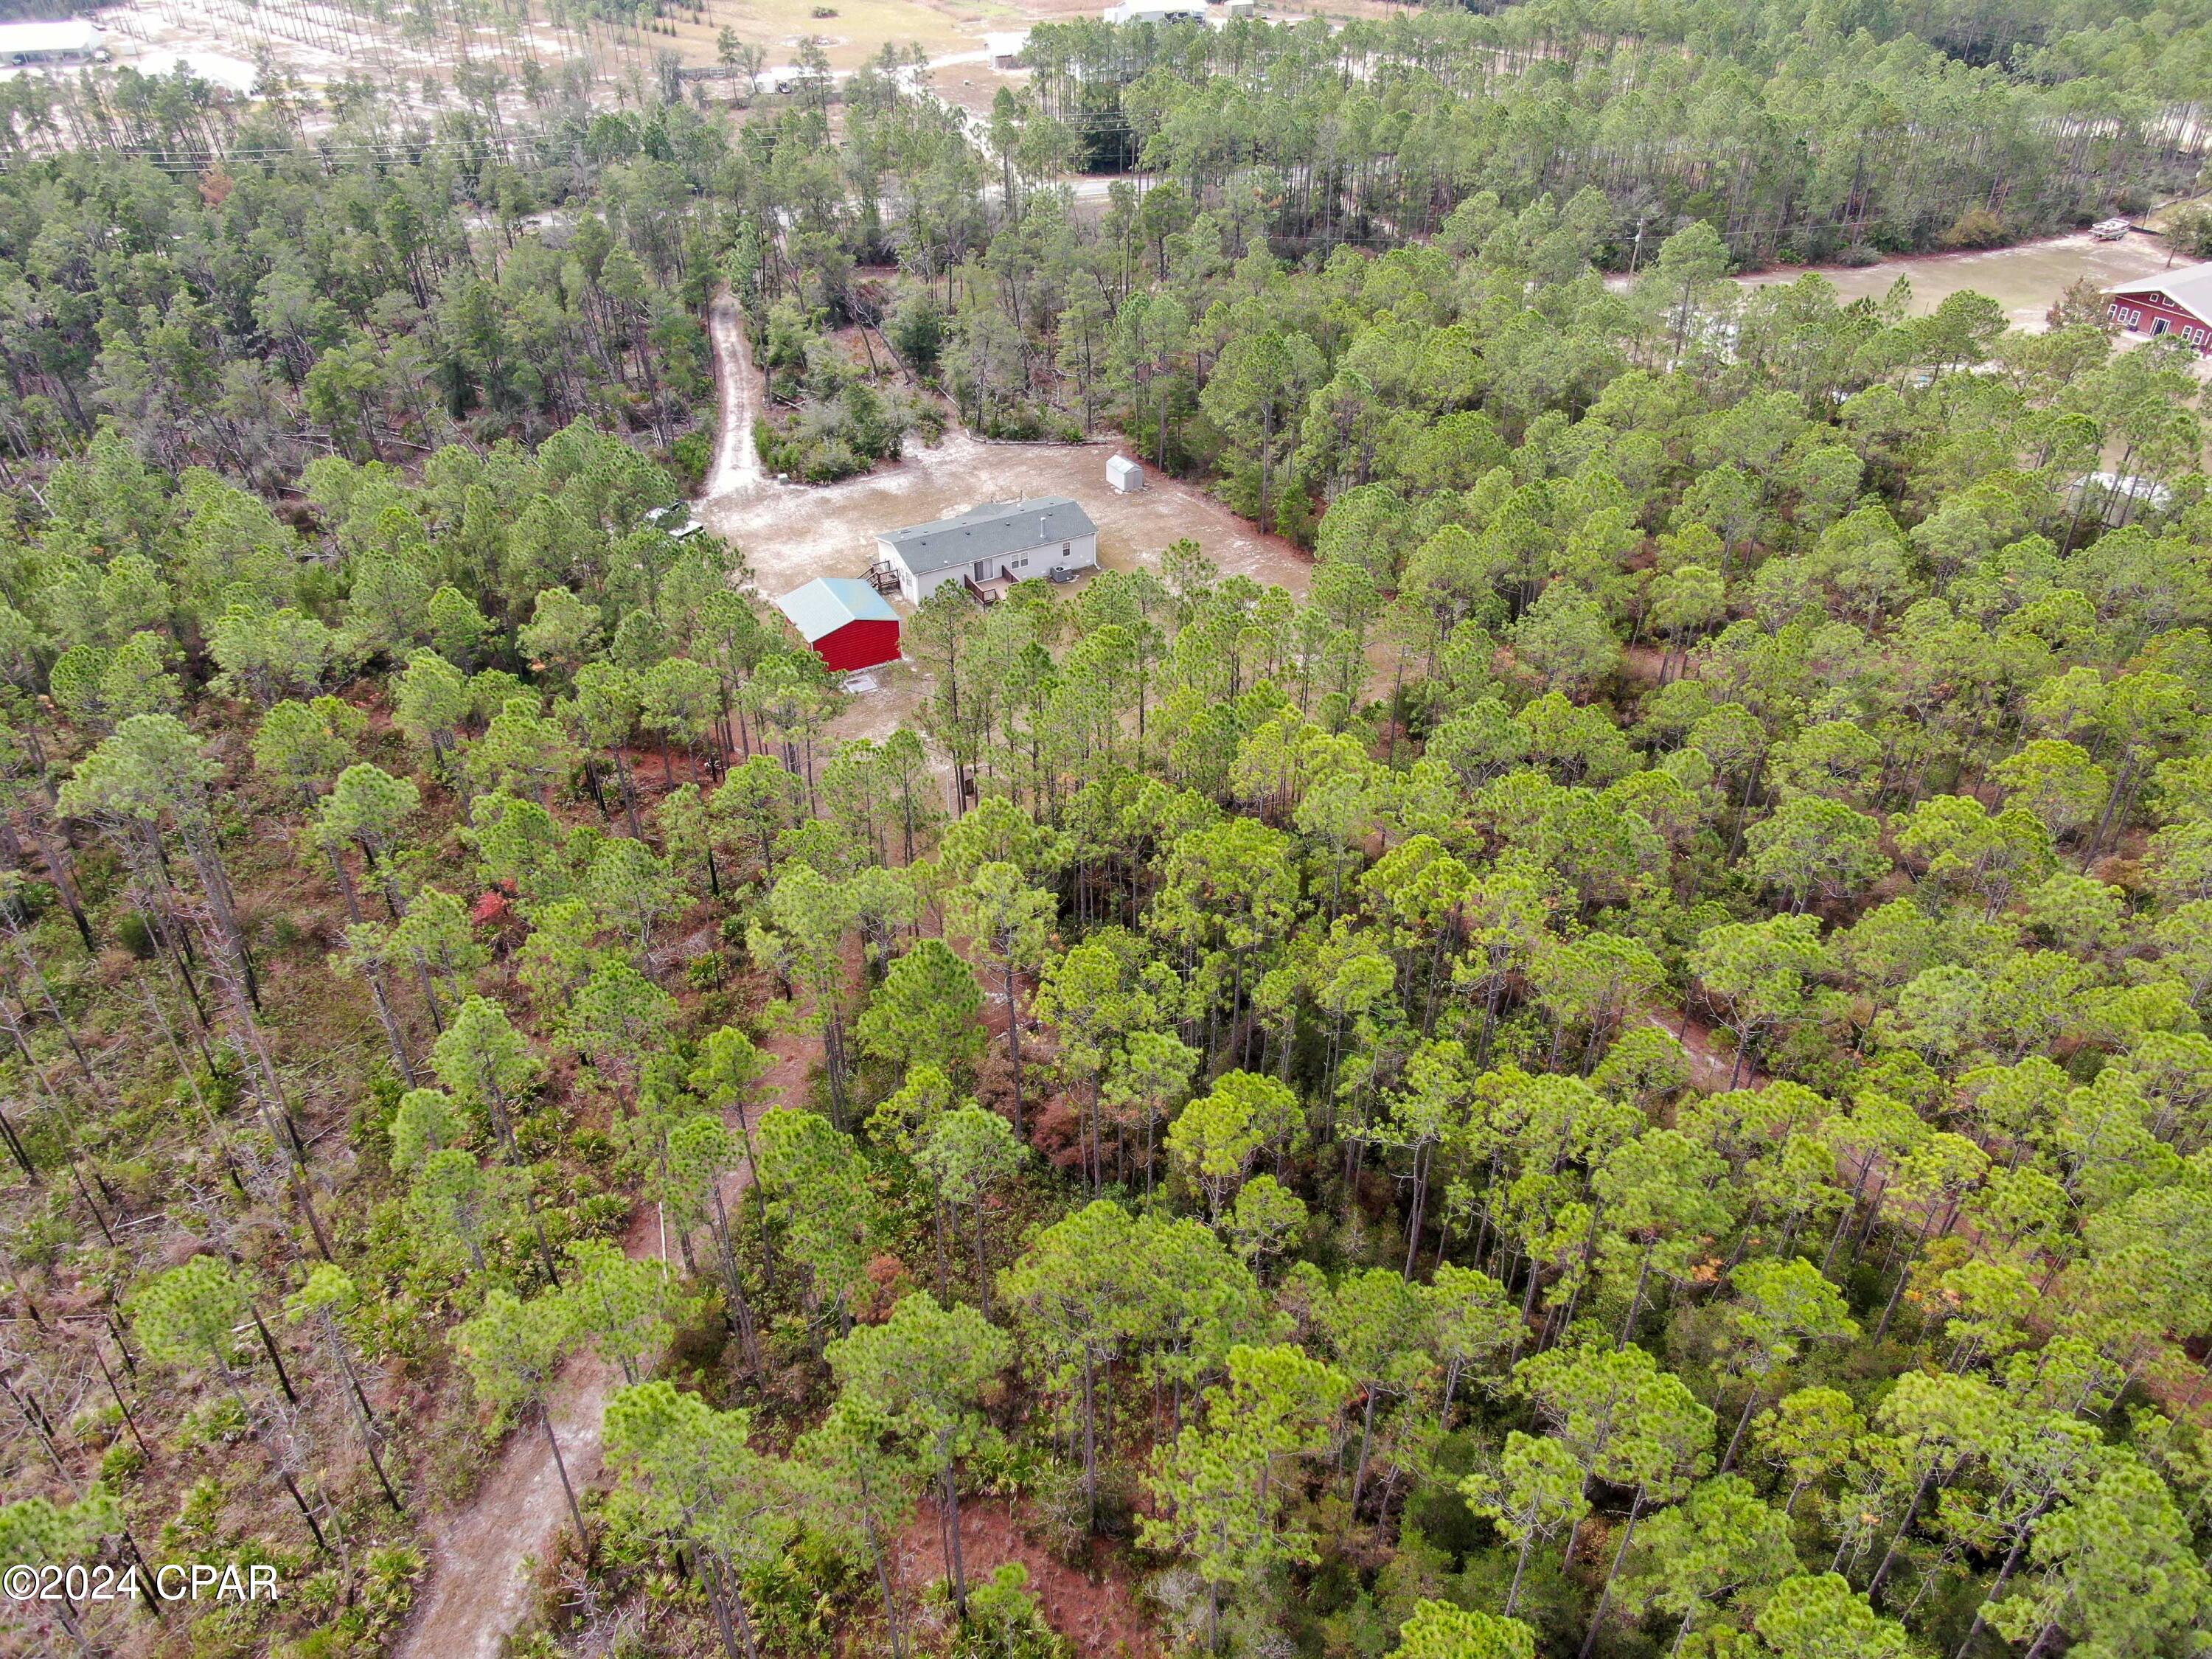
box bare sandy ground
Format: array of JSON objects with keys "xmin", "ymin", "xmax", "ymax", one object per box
[
  {"xmin": 698, "ymin": 300, "xmax": 1311, "ymax": 763},
  {"xmin": 1733, "ymin": 229, "xmax": 2180, "ymax": 332},
  {"xmin": 706, "ymin": 293, "xmax": 768, "ymax": 500},
  {"xmin": 706, "ymin": 429, "xmax": 1311, "ymax": 600},
  {"xmin": 702, "ymin": 418, "xmax": 1312, "ymax": 751},
  {"xmin": 392, "ymin": 1348, "xmax": 616, "ymax": 1659}
]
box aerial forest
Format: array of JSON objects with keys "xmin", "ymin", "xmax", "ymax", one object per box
[{"xmin": 1, "ymin": 0, "xmax": 2212, "ymax": 1657}]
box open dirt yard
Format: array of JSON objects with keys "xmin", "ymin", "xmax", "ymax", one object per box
[
  {"xmin": 698, "ymin": 296, "xmax": 1309, "ymax": 748},
  {"xmin": 1733, "ymin": 229, "xmax": 2180, "ymax": 330},
  {"xmin": 91, "ymin": 0, "xmax": 1334, "ymax": 128},
  {"xmin": 663, "ymin": 0, "xmax": 1339, "ymax": 74},
  {"xmin": 667, "ymin": 0, "xmax": 1071, "ymax": 72},
  {"xmin": 703, "ymin": 428, "xmax": 1311, "ymax": 744},
  {"xmin": 706, "ymin": 432, "xmax": 1310, "ymax": 600},
  {"xmin": 699, "ymin": 295, "xmax": 1309, "ymax": 610},
  {"xmin": 703, "ymin": 425, "xmax": 1310, "ymax": 743}
]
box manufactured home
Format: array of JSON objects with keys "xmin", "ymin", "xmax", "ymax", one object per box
[{"xmin": 874, "ymin": 498, "xmax": 1099, "ymax": 604}]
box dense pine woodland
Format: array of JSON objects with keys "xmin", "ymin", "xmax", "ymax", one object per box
[{"xmin": 3, "ymin": 1, "xmax": 2212, "ymax": 1655}]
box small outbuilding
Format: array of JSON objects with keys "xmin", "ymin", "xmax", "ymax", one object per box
[
  {"xmin": 645, "ymin": 501, "xmax": 704, "ymax": 539},
  {"xmin": 777, "ymin": 577, "xmax": 901, "ymax": 672},
  {"xmin": 1107, "ymin": 453, "xmax": 1145, "ymax": 493}
]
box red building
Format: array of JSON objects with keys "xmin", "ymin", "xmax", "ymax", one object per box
[
  {"xmin": 776, "ymin": 577, "xmax": 901, "ymax": 672},
  {"xmin": 2106, "ymin": 265, "xmax": 2212, "ymax": 353}
]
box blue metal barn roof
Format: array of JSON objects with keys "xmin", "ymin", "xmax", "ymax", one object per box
[{"xmin": 776, "ymin": 577, "xmax": 899, "ymax": 644}]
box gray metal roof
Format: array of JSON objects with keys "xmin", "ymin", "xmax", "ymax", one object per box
[
  {"xmin": 878, "ymin": 498, "xmax": 1096, "ymax": 575},
  {"xmin": 2110, "ymin": 262, "xmax": 2212, "ymax": 318}
]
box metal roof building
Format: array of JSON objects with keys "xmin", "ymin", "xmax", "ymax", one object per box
[
  {"xmin": 0, "ymin": 20, "xmax": 108, "ymax": 63},
  {"xmin": 2107, "ymin": 264, "xmax": 2212, "ymax": 354},
  {"xmin": 1102, "ymin": 0, "xmax": 1205, "ymax": 21},
  {"xmin": 776, "ymin": 577, "xmax": 901, "ymax": 672}
]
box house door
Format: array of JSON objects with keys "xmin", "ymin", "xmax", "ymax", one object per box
[
  {"xmin": 2154, "ymin": 317, "xmax": 2171, "ymax": 335},
  {"xmin": 975, "ymin": 559, "xmax": 990, "ymax": 580}
]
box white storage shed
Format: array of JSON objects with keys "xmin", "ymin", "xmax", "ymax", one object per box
[{"xmin": 1107, "ymin": 454, "xmax": 1145, "ymax": 493}]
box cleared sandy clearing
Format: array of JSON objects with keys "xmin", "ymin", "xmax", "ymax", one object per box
[
  {"xmin": 1733, "ymin": 229, "xmax": 2181, "ymax": 330},
  {"xmin": 696, "ymin": 307, "xmax": 1311, "ymax": 753},
  {"xmin": 704, "ymin": 431, "xmax": 1312, "ymax": 600}
]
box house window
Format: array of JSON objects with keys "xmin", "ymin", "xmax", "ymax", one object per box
[{"xmin": 1062, "ymin": 543, "xmax": 1071, "ymax": 555}]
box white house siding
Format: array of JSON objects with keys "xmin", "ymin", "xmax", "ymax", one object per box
[{"xmin": 882, "ymin": 532, "xmax": 1099, "ymax": 602}]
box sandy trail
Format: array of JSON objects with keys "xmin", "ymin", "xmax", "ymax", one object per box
[
  {"xmin": 1646, "ymin": 1007, "xmax": 1767, "ymax": 1095},
  {"xmin": 393, "ymin": 1342, "xmax": 617, "ymax": 1659},
  {"xmin": 393, "ymin": 1093, "xmax": 765, "ymax": 1659},
  {"xmin": 706, "ymin": 292, "xmax": 773, "ymax": 502}
]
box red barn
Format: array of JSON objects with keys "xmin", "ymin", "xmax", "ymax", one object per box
[
  {"xmin": 2106, "ymin": 265, "xmax": 2212, "ymax": 353},
  {"xmin": 776, "ymin": 577, "xmax": 901, "ymax": 672}
]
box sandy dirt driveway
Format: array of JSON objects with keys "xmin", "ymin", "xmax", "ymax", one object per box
[{"xmin": 392, "ymin": 1102, "xmax": 768, "ymax": 1659}]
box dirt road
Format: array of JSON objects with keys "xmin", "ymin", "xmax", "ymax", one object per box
[
  {"xmin": 393, "ymin": 1094, "xmax": 767, "ymax": 1659},
  {"xmin": 1647, "ymin": 1009, "xmax": 1765, "ymax": 1094},
  {"xmin": 706, "ymin": 293, "xmax": 772, "ymax": 501},
  {"xmin": 393, "ymin": 1339, "xmax": 617, "ymax": 1659}
]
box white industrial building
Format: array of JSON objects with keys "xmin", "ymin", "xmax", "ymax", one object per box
[
  {"xmin": 1102, "ymin": 0, "xmax": 1205, "ymax": 22},
  {"xmin": 0, "ymin": 19, "xmax": 108, "ymax": 66},
  {"xmin": 874, "ymin": 498, "xmax": 1099, "ymax": 603}
]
